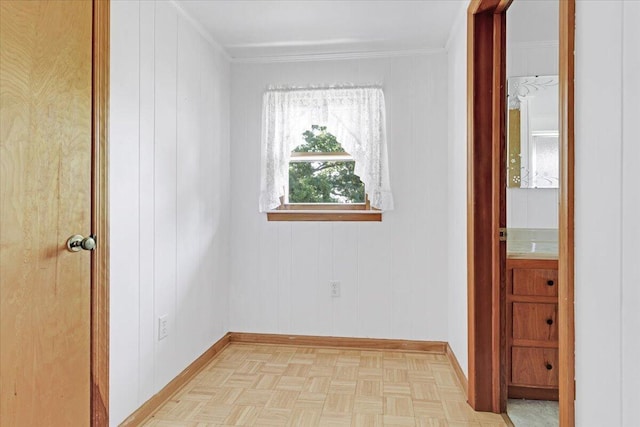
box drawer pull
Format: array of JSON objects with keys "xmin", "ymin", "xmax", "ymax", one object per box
[
  {"xmin": 546, "ymin": 318, "xmax": 554, "ymax": 325},
  {"xmin": 547, "ymin": 280, "xmax": 555, "ymax": 286},
  {"xmin": 545, "ymin": 363, "xmax": 553, "ymax": 370}
]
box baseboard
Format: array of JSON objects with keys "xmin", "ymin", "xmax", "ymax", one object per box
[
  {"xmin": 445, "ymin": 343, "xmax": 468, "ymax": 395},
  {"xmin": 119, "ymin": 332, "xmax": 232, "ymax": 427},
  {"xmin": 229, "ymin": 332, "xmax": 447, "ymax": 353},
  {"xmin": 502, "ymin": 413, "xmax": 516, "ymax": 427}
]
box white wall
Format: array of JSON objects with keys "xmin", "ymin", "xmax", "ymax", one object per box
[
  {"xmin": 621, "ymin": 2, "xmax": 640, "ymax": 422},
  {"xmin": 506, "ymin": 0, "xmax": 558, "ymax": 45},
  {"xmin": 229, "ymin": 55, "xmax": 449, "ymax": 341},
  {"xmin": 109, "ymin": 1, "xmax": 231, "ymax": 425},
  {"xmin": 506, "ymin": 0, "xmax": 559, "ymax": 230},
  {"xmin": 575, "ymin": 1, "xmax": 640, "ymax": 425},
  {"xmin": 507, "ymin": 188, "xmax": 558, "ymax": 229},
  {"xmin": 446, "ymin": 8, "xmax": 468, "ymax": 376}
]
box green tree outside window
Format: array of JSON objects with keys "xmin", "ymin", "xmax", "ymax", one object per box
[{"xmin": 289, "ymin": 125, "xmax": 365, "ymax": 204}]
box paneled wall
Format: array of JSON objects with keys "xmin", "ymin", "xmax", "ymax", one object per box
[
  {"xmin": 621, "ymin": 2, "xmax": 640, "ymax": 422},
  {"xmin": 506, "ymin": 1, "xmax": 560, "ymax": 230},
  {"xmin": 229, "ymin": 55, "xmax": 449, "ymax": 341},
  {"xmin": 446, "ymin": 7, "xmax": 468, "ymax": 376},
  {"xmin": 109, "ymin": 1, "xmax": 231, "ymax": 425},
  {"xmin": 575, "ymin": 1, "xmax": 640, "ymax": 425}
]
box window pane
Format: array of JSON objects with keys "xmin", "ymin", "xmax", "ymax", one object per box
[{"xmin": 289, "ymin": 160, "xmax": 365, "ymax": 203}]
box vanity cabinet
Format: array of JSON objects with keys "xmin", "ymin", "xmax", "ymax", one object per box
[{"xmin": 507, "ymin": 258, "xmax": 559, "ymax": 400}]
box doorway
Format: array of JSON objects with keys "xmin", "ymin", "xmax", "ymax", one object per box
[
  {"xmin": 466, "ymin": 0, "xmax": 575, "ymax": 425},
  {"xmin": 504, "ymin": 1, "xmax": 560, "ymax": 424}
]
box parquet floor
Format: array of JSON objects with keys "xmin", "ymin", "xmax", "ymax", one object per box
[{"xmin": 142, "ymin": 343, "xmax": 508, "ymax": 426}]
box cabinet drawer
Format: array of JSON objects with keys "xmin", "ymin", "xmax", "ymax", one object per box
[
  {"xmin": 513, "ymin": 268, "xmax": 558, "ymax": 296},
  {"xmin": 511, "ymin": 347, "xmax": 558, "ymax": 387},
  {"xmin": 513, "ymin": 303, "xmax": 558, "ymax": 341}
]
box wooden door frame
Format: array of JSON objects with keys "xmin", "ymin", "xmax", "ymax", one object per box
[
  {"xmin": 466, "ymin": 0, "xmax": 575, "ymax": 423},
  {"xmin": 91, "ymin": 0, "xmax": 110, "ymax": 425},
  {"xmin": 557, "ymin": 0, "xmax": 575, "ymax": 424},
  {"xmin": 466, "ymin": 0, "xmax": 509, "ymax": 413}
]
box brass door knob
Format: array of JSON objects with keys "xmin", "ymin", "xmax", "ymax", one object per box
[{"xmin": 67, "ymin": 234, "xmax": 97, "ymax": 252}]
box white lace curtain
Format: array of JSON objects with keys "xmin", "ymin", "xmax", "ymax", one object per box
[{"xmin": 259, "ymin": 85, "xmax": 394, "ymax": 212}]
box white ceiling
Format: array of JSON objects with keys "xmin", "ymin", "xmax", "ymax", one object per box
[{"xmin": 176, "ymin": 0, "xmax": 467, "ymax": 60}]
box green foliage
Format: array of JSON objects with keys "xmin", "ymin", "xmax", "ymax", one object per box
[
  {"xmin": 289, "ymin": 126, "xmax": 365, "ymax": 204},
  {"xmin": 294, "ymin": 125, "xmax": 344, "ymax": 153}
]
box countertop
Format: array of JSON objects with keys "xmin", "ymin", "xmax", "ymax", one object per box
[{"xmin": 506, "ymin": 228, "xmax": 558, "ymax": 260}]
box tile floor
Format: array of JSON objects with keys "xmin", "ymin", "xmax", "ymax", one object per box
[
  {"xmin": 142, "ymin": 343, "xmax": 508, "ymax": 426},
  {"xmin": 507, "ymin": 399, "xmax": 558, "ymax": 427}
]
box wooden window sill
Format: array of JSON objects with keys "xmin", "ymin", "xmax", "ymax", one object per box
[{"xmin": 267, "ymin": 210, "xmax": 382, "ymax": 222}]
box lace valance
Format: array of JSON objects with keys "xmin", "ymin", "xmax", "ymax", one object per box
[{"xmin": 259, "ymin": 85, "xmax": 394, "ymax": 212}]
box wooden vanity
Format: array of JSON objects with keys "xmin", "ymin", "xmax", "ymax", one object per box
[{"xmin": 506, "ymin": 257, "xmax": 559, "ymax": 400}]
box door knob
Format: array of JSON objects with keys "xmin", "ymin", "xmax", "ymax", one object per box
[{"xmin": 67, "ymin": 234, "xmax": 97, "ymax": 252}]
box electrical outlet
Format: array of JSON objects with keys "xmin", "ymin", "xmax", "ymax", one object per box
[
  {"xmin": 158, "ymin": 315, "xmax": 169, "ymax": 340},
  {"xmin": 330, "ymin": 281, "xmax": 341, "ymax": 297}
]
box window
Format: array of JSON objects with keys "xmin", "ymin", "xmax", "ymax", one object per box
[
  {"xmin": 269, "ymin": 125, "xmax": 377, "ymax": 221},
  {"xmin": 288, "ymin": 125, "xmax": 365, "ymax": 204},
  {"xmin": 260, "ymin": 86, "xmax": 393, "ymax": 221}
]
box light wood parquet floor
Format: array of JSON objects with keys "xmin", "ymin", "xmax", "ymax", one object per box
[{"xmin": 142, "ymin": 343, "xmax": 508, "ymax": 427}]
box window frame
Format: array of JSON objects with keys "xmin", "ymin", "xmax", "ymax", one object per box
[{"xmin": 267, "ymin": 150, "xmax": 381, "ymax": 222}]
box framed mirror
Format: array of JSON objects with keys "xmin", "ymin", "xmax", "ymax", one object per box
[{"xmin": 507, "ymin": 75, "xmax": 559, "ymax": 189}]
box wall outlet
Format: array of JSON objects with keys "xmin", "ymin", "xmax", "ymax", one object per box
[
  {"xmin": 158, "ymin": 315, "xmax": 169, "ymax": 340},
  {"xmin": 330, "ymin": 281, "xmax": 341, "ymax": 297}
]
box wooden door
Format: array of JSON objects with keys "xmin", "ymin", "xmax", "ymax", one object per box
[{"xmin": 0, "ymin": 1, "xmax": 93, "ymax": 425}]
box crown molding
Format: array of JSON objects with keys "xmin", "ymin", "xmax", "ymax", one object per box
[
  {"xmin": 168, "ymin": 0, "xmax": 231, "ymax": 62},
  {"xmin": 230, "ymin": 47, "xmax": 447, "ymax": 64}
]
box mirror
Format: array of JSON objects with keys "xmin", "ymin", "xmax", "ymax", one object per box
[{"xmin": 507, "ymin": 75, "xmax": 559, "ymax": 189}]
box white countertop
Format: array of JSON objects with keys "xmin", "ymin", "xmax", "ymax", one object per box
[{"xmin": 506, "ymin": 228, "xmax": 558, "ymax": 260}]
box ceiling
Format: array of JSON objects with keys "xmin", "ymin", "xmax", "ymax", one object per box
[{"xmin": 176, "ymin": 0, "xmax": 466, "ymax": 60}]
